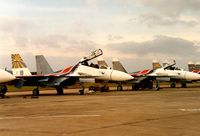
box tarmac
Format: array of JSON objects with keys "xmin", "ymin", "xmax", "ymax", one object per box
[{"xmin": 1, "ymin": 87, "xmax": 200, "ymax": 136}]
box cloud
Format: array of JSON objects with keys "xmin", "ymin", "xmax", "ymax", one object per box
[
  {"xmin": 108, "ymin": 35, "xmax": 200, "ymax": 58},
  {"xmin": 107, "ymin": 34, "xmax": 124, "ymax": 41},
  {"xmin": 0, "ymin": 16, "xmax": 97, "ymax": 57},
  {"xmin": 139, "ymin": 0, "xmax": 200, "ymax": 17},
  {"xmin": 105, "ymin": 35, "xmax": 200, "ymax": 71},
  {"xmin": 136, "ymin": 13, "xmax": 199, "ymax": 27},
  {"xmin": 0, "ymin": 16, "xmax": 34, "ymax": 34},
  {"xmin": 31, "ymin": 35, "xmax": 97, "ymax": 54},
  {"xmin": 0, "ymin": 16, "xmax": 35, "ymax": 48},
  {"xmin": 32, "ymin": 35, "xmax": 67, "ymax": 48},
  {"xmin": 123, "ymin": 0, "xmax": 200, "ymax": 28}
]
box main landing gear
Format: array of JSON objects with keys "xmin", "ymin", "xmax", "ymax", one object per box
[
  {"xmin": 155, "ymin": 80, "xmax": 160, "ymax": 91},
  {"xmin": 79, "ymin": 83, "xmax": 85, "ymax": 95},
  {"xmin": 170, "ymin": 82, "xmax": 187, "ymax": 88},
  {"xmin": 117, "ymin": 85, "xmax": 123, "ymax": 91},
  {"xmin": 181, "ymin": 83, "xmax": 187, "ymax": 88},
  {"xmin": 56, "ymin": 86, "xmax": 64, "ymax": 95},
  {"xmin": 32, "ymin": 88, "xmax": 40, "ymax": 96},
  {"xmin": 170, "ymin": 82, "xmax": 176, "ymax": 88},
  {"xmin": 32, "ymin": 86, "xmax": 65, "ymax": 96},
  {"xmin": 131, "ymin": 80, "xmax": 154, "ymax": 91},
  {"xmin": 0, "ymin": 85, "xmax": 7, "ymax": 98}
]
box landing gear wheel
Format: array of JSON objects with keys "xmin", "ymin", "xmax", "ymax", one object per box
[
  {"xmin": 0, "ymin": 85, "xmax": 7, "ymax": 98},
  {"xmin": 100, "ymin": 86, "xmax": 109, "ymax": 92},
  {"xmin": 56, "ymin": 86, "xmax": 64, "ymax": 95},
  {"xmin": 156, "ymin": 87, "xmax": 160, "ymax": 91},
  {"xmin": 155, "ymin": 81, "xmax": 160, "ymax": 91},
  {"xmin": 132, "ymin": 84, "xmax": 139, "ymax": 91},
  {"xmin": 100, "ymin": 86, "xmax": 104, "ymax": 92},
  {"xmin": 148, "ymin": 82, "xmax": 153, "ymax": 89},
  {"xmin": 117, "ymin": 85, "xmax": 123, "ymax": 91},
  {"xmin": 181, "ymin": 83, "xmax": 187, "ymax": 88},
  {"xmin": 79, "ymin": 89, "xmax": 84, "ymax": 95},
  {"xmin": 170, "ymin": 83, "xmax": 176, "ymax": 88},
  {"xmin": 33, "ymin": 89, "xmax": 39, "ymax": 96}
]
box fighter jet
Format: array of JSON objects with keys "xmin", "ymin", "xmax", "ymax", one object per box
[
  {"xmin": 97, "ymin": 57, "xmax": 137, "ymax": 91},
  {"xmin": 0, "ymin": 69, "xmax": 16, "ymax": 97},
  {"xmin": 111, "ymin": 58, "xmax": 154, "ymax": 90},
  {"xmin": 11, "ymin": 49, "xmax": 133, "ymax": 96},
  {"xmin": 149, "ymin": 60, "xmax": 200, "ymax": 89},
  {"xmin": 112, "ymin": 58, "xmax": 200, "ymax": 90}
]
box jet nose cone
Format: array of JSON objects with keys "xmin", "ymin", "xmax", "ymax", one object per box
[
  {"xmin": 192, "ymin": 73, "xmax": 200, "ymax": 80},
  {"xmin": 0, "ymin": 69, "xmax": 16, "ymax": 83},
  {"xmin": 185, "ymin": 72, "xmax": 200, "ymax": 80},
  {"xmin": 111, "ymin": 70, "xmax": 133, "ymax": 81}
]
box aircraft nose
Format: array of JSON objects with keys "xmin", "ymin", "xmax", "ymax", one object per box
[
  {"xmin": 185, "ymin": 72, "xmax": 200, "ymax": 81},
  {"xmin": 0, "ymin": 69, "xmax": 16, "ymax": 83},
  {"xmin": 111, "ymin": 70, "xmax": 133, "ymax": 81}
]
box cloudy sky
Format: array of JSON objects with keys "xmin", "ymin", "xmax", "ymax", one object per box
[{"xmin": 0, "ymin": 0, "xmax": 200, "ymax": 72}]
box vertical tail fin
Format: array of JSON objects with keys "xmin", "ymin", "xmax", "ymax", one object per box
[
  {"xmin": 11, "ymin": 54, "xmax": 32, "ymax": 76},
  {"xmin": 97, "ymin": 57, "xmax": 109, "ymax": 69},
  {"xmin": 112, "ymin": 58, "xmax": 127, "ymax": 73},
  {"xmin": 36, "ymin": 55, "xmax": 54, "ymax": 74},
  {"xmin": 195, "ymin": 62, "xmax": 200, "ymax": 71},
  {"xmin": 188, "ymin": 62, "xmax": 196, "ymax": 72},
  {"xmin": 152, "ymin": 60, "xmax": 162, "ymax": 69}
]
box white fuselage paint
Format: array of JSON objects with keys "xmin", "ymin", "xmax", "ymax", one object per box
[
  {"xmin": 12, "ymin": 68, "xmax": 32, "ymax": 76},
  {"xmin": 149, "ymin": 68, "xmax": 200, "ymax": 81},
  {"xmin": 74, "ymin": 65, "xmax": 133, "ymax": 81},
  {"xmin": 0, "ymin": 69, "xmax": 16, "ymax": 83}
]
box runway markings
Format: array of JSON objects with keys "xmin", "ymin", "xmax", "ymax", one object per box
[
  {"xmin": 179, "ymin": 109, "xmax": 200, "ymax": 112},
  {"xmin": 0, "ymin": 114, "xmax": 101, "ymax": 120}
]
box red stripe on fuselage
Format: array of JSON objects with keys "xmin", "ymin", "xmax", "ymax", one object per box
[
  {"xmin": 60, "ymin": 66, "xmax": 73, "ymax": 74},
  {"xmin": 130, "ymin": 69, "xmax": 151, "ymax": 76},
  {"xmin": 139, "ymin": 69, "xmax": 151, "ymax": 75},
  {"xmin": 192, "ymin": 70, "xmax": 200, "ymax": 74}
]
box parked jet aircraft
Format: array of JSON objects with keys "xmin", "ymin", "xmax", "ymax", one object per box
[
  {"xmin": 112, "ymin": 59, "xmax": 200, "ymax": 90},
  {"xmin": 36, "ymin": 53, "xmax": 135, "ymax": 92},
  {"xmin": 11, "ymin": 49, "xmax": 133, "ymax": 96},
  {"xmin": 111, "ymin": 58, "xmax": 154, "ymax": 90},
  {"xmin": 0, "ymin": 69, "xmax": 16, "ymax": 97},
  {"xmin": 149, "ymin": 61, "xmax": 200, "ymax": 89},
  {"xmin": 97, "ymin": 58, "xmax": 138, "ymax": 91}
]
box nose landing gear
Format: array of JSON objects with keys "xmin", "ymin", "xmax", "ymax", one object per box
[{"xmin": 0, "ymin": 85, "xmax": 7, "ymax": 98}]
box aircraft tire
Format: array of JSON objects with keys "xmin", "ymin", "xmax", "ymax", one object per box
[
  {"xmin": 33, "ymin": 89, "xmax": 39, "ymax": 96},
  {"xmin": 148, "ymin": 82, "xmax": 153, "ymax": 89},
  {"xmin": 56, "ymin": 86, "xmax": 64, "ymax": 95},
  {"xmin": 100, "ymin": 86, "xmax": 109, "ymax": 92},
  {"xmin": 117, "ymin": 85, "xmax": 123, "ymax": 91},
  {"xmin": 156, "ymin": 87, "xmax": 160, "ymax": 91},
  {"xmin": 0, "ymin": 94, "xmax": 5, "ymax": 98},
  {"xmin": 132, "ymin": 84, "xmax": 139, "ymax": 91},
  {"xmin": 100, "ymin": 86, "xmax": 104, "ymax": 92},
  {"xmin": 0, "ymin": 85, "xmax": 7, "ymax": 98},
  {"xmin": 181, "ymin": 83, "xmax": 187, "ymax": 88},
  {"xmin": 170, "ymin": 83, "xmax": 176, "ymax": 88},
  {"xmin": 79, "ymin": 89, "xmax": 84, "ymax": 95}
]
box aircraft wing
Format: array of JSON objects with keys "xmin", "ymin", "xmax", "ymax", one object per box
[{"xmin": 13, "ymin": 74, "xmax": 69, "ymax": 87}]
